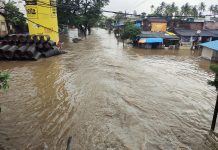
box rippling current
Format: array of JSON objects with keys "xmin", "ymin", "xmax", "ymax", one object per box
[{"xmin": 0, "ymin": 28, "xmax": 218, "ymax": 150}]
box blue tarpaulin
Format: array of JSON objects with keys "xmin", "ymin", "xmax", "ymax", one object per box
[
  {"xmin": 146, "ymin": 38, "xmax": 163, "ymax": 43},
  {"xmin": 200, "ymin": 40, "xmax": 218, "ymax": 51},
  {"xmin": 139, "ymin": 38, "xmax": 163, "ymax": 43}
]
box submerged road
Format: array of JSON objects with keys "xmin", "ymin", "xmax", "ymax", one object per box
[{"xmin": 0, "ymin": 29, "xmax": 217, "ymax": 150}]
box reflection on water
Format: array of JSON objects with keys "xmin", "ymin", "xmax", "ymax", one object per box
[{"xmin": 0, "ymin": 28, "xmax": 217, "ymax": 150}]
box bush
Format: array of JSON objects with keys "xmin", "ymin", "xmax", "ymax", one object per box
[
  {"xmin": 0, "ymin": 72, "xmax": 10, "ymax": 91},
  {"xmin": 121, "ymin": 22, "xmax": 141, "ymax": 40}
]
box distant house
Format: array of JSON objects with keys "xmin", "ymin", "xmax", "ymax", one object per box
[
  {"xmin": 200, "ymin": 40, "xmax": 218, "ymax": 61},
  {"xmin": 143, "ymin": 18, "xmax": 167, "ymax": 32},
  {"xmin": 174, "ymin": 29, "xmax": 218, "ymax": 45},
  {"xmin": 135, "ymin": 31, "xmax": 180, "ymax": 49},
  {"xmin": 180, "ymin": 18, "xmax": 204, "ymax": 30}
]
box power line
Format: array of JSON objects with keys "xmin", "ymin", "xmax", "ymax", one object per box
[{"xmin": 1, "ymin": 6, "xmax": 59, "ymax": 33}]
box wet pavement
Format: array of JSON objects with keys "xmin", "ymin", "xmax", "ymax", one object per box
[{"xmin": 0, "ymin": 28, "xmax": 217, "ymax": 150}]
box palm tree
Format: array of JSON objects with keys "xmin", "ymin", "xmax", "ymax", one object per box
[
  {"xmin": 150, "ymin": 5, "xmax": 154, "ymax": 13},
  {"xmin": 171, "ymin": 2, "xmax": 179, "ymax": 16},
  {"xmin": 209, "ymin": 5, "xmax": 215, "ymax": 15},
  {"xmin": 192, "ymin": 6, "xmax": 198, "ymax": 17},
  {"xmin": 198, "ymin": 2, "xmax": 206, "ymax": 16},
  {"xmin": 160, "ymin": 2, "xmax": 166, "ymax": 14},
  {"xmin": 181, "ymin": 3, "xmax": 191, "ymax": 16}
]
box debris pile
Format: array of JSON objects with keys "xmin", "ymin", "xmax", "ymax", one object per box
[{"xmin": 0, "ymin": 34, "xmax": 65, "ymax": 61}]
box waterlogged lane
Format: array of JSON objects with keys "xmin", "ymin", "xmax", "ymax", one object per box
[{"xmin": 0, "ymin": 28, "xmax": 217, "ymax": 150}]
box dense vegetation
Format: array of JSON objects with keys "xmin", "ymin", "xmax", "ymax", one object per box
[
  {"xmin": 0, "ymin": 72, "xmax": 10, "ymax": 92},
  {"xmin": 4, "ymin": 1, "xmax": 26, "ymax": 32},
  {"xmin": 57, "ymin": 0, "xmax": 109, "ymax": 36},
  {"xmin": 151, "ymin": 2, "xmax": 218, "ymax": 17},
  {"xmin": 120, "ymin": 22, "xmax": 141, "ymax": 40}
]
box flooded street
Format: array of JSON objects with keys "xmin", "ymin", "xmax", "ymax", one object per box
[{"xmin": 0, "ymin": 28, "xmax": 218, "ymax": 150}]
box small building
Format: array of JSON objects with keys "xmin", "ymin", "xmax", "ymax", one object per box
[
  {"xmin": 174, "ymin": 29, "xmax": 218, "ymax": 45},
  {"xmin": 135, "ymin": 31, "xmax": 180, "ymax": 49},
  {"xmin": 200, "ymin": 40, "xmax": 218, "ymax": 61},
  {"xmin": 143, "ymin": 18, "xmax": 167, "ymax": 32},
  {"xmin": 0, "ymin": 12, "xmax": 8, "ymax": 37}
]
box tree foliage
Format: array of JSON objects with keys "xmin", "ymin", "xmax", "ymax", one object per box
[
  {"xmin": 151, "ymin": 1, "xmax": 212, "ymax": 17},
  {"xmin": 4, "ymin": 2, "xmax": 26, "ymax": 27},
  {"xmin": 208, "ymin": 64, "xmax": 218, "ymax": 90},
  {"xmin": 121, "ymin": 22, "xmax": 141, "ymax": 40},
  {"xmin": 209, "ymin": 5, "xmax": 218, "ymax": 16},
  {"xmin": 0, "ymin": 72, "xmax": 10, "ymax": 92},
  {"xmin": 57, "ymin": 0, "xmax": 109, "ymax": 36}
]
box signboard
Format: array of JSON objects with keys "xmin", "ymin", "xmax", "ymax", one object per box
[
  {"xmin": 26, "ymin": 5, "xmax": 38, "ymax": 19},
  {"xmin": 25, "ymin": 0, "xmax": 37, "ymax": 5},
  {"xmin": 25, "ymin": 0, "xmax": 59, "ymax": 43}
]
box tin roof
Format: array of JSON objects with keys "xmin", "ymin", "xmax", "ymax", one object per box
[
  {"xmin": 174, "ymin": 29, "xmax": 218, "ymax": 37},
  {"xmin": 139, "ymin": 31, "xmax": 179, "ymax": 40},
  {"xmin": 200, "ymin": 40, "xmax": 218, "ymax": 51}
]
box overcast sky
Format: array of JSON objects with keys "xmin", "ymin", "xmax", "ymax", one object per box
[{"xmin": 104, "ymin": 0, "xmax": 218, "ymax": 16}]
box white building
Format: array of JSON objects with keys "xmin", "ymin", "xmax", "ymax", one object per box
[{"xmin": 200, "ymin": 40, "xmax": 218, "ymax": 61}]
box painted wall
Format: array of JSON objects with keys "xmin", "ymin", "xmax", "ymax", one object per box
[
  {"xmin": 204, "ymin": 22, "xmax": 218, "ymax": 30},
  {"xmin": 25, "ymin": 0, "xmax": 59, "ymax": 43},
  {"xmin": 201, "ymin": 47, "xmax": 213, "ymax": 60},
  {"xmin": 0, "ymin": 14, "xmax": 8, "ymax": 36},
  {"xmin": 151, "ymin": 23, "xmax": 167, "ymax": 32}
]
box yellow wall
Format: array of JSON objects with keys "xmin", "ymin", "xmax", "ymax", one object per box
[
  {"xmin": 151, "ymin": 23, "xmax": 167, "ymax": 32},
  {"xmin": 25, "ymin": 0, "xmax": 59, "ymax": 43},
  {"xmin": 0, "ymin": 14, "xmax": 8, "ymax": 36}
]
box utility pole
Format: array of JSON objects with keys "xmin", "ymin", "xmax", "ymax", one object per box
[{"xmin": 208, "ymin": 65, "xmax": 218, "ymax": 131}]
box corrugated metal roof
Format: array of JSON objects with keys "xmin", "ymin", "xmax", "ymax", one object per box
[
  {"xmin": 174, "ymin": 29, "xmax": 218, "ymax": 37},
  {"xmin": 139, "ymin": 31, "xmax": 179, "ymax": 40},
  {"xmin": 200, "ymin": 40, "xmax": 218, "ymax": 51}
]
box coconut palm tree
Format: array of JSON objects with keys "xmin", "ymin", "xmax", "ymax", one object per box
[
  {"xmin": 181, "ymin": 3, "xmax": 192, "ymax": 16},
  {"xmin": 192, "ymin": 6, "xmax": 199, "ymax": 17},
  {"xmin": 198, "ymin": 2, "xmax": 206, "ymax": 16},
  {"xmin": 150, "ymin": 5, "xmax": 154, "ymax": 13},
  {"xmin": 159, "ymin": 2, "xmax": 166, "ymax": 14},
  {"xmin": 209, "ymin": 5, "xmax": 215, "ymax": 15}
]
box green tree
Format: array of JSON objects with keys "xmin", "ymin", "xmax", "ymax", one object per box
[
  {"xmin": 209, "ymin": 5, "xmax": 215, "ymax": 15},
  {"xmin": 181, "ymin": 3, "xmax": 192, "ymax": 16},
  {"xmin": 150, "ymin": 5, "xmax": 154, "ymax": 13},
  {"xmin": 105, "ymin": 17, "xmax": 114, "ymax": 29},
  {"xmin": 0, "ymin": 72, "xmax": 10, "ymax": 92},
  {"xmin": 4, "ymin": 1, "xmax": 26, "ymax": 31},
  {"xmin": 164, "ymin": 2, "xmax": 179, "ymax": 16},
  {"xmin": 198, "ymin": 2, "xmax": 206, "ymax": 16},
  {"xmin": 114, "ymin": 11, "xmax": 126, "ymax": 23},
  {"xmin": 191, "ymin": 6, "xmax": 199, "ymax": 17},
  {"xmin": 121, "ymin": 22, "xmax": 141, "ymax": 41},
  {"xmin": 57, "ymin": 0, "xmax": 109, "ymax": 36}
]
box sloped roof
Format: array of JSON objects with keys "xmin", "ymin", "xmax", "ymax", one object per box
[
  {"xmin": 148, "ymin": 18, "xmax": 167, "ymax": 23},
  {"xmin": 139, "ymin": 31, "xmax": 179, "ymax": 40},
  {"xmin": 174, "ymin": 29, "xmax": 218, "ymax": 37},
  {"xmin": 200, "ymin": 40, "xmax": 218, "ymax": 51}
]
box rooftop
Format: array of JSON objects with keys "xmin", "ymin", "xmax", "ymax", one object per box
[
  {"xmin": 200, "ymin": 40, "xmax": 218, "ymax": 51},
  {"xmin": 139, "ymin": 31, "xmax": 179, "ymax": 40},
  {"xmin": 174, "ymin": 29, "xmax": 218, "ymax": 37}
]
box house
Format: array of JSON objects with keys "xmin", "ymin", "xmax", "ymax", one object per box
[
  {"xmin": 180, "ymin": 18, "xmax": 204, "ymax": 30},
  {"xmin": 174, "ymin": 29, "xmax": 218, "ymax": 45},
  {"xmin": 200, "ymin": 40, "xmax": 218, "ymax": 61},
  {"xmin": 203, "ymin": 17, "xmax": 218, "ymax": 30},
  {"xmin": 143, "ymin": 17, "xmax": 167, "ymax": 32},
  {"xmin": 134, "ymin": 31, "xmax": 180, "ymax": 49}
]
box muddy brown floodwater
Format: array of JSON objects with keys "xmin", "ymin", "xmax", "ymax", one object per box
[{"xmin": 0, "ymin": 28, "xmax": 218, "ymax": 150}]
